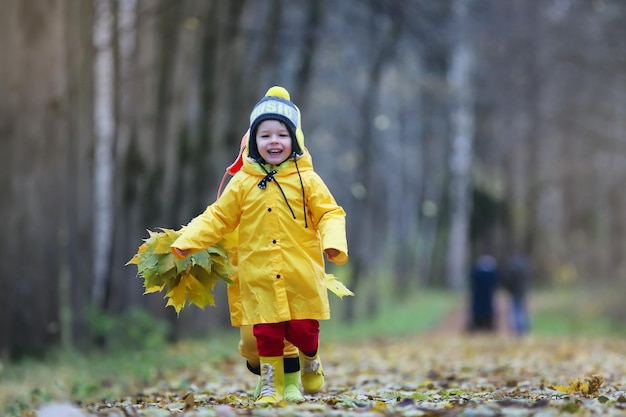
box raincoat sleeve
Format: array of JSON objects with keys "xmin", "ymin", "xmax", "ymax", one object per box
[
  {"xmin": 306, "ymin": 173, "xmax": 349, "ymax": 265},
  {"xmin": 171, "ymin": 178, "xmax": 242, "ymax": 259}
]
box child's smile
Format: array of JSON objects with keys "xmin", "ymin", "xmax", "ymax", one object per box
[{"xmin": 256, "ymin": 120, "xmax": 293, "ymax": 165}]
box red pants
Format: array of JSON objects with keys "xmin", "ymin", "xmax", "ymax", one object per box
[{"xmin": 253, "ymin": 319, "xmax": 319, "ymax": 357}]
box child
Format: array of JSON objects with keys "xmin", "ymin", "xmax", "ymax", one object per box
[
  {"xmin": 171, "ymin": 86, "xmax": 348, "ymax": 404},
  {"xmin": 220, "ymin": 136, "xmax": 328, "ymax": 403}
]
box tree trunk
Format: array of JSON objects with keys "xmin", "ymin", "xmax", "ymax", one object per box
[
  {"xmin": 446, "ymin": 0, "xmax": 475, "ymax": 290},
  {"xmin": 92, "ymin": 0, "xmax": 116, "ymax": 311},
  {"xmin": 0, "ymin": 0, "xmax": 95, "ymax": 357}
]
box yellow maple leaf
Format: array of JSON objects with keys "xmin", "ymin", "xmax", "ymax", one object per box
[
  {"xmin": 165, "ymin": 274, "xmax": 191, "ymax": 314},
  {"xmin": 126, "ymin": 254, "xmax": 141, "ymax": 265},
  {"xmin": 144, "ymin": 282, "xmax": 165, "ymax": 294},
  {"xmin": 152, "ymin": 237, "xmax": 175, "ymax": 255},
  {"xmin": 125, "ymin": 241, "xmax": 149, "ymax": 265},
  {"xmin": 325, "ymin": 274, "xmax": 354, "ymax": 299},
  {"xmin": 154, "ymin": 228, "xmax": 181, "ymax": 255},
  {"xmin": 185, "ymin": 271, "xmax": 216, "ymax": 309},
  {"xmin": 150, "ymin": 228, "xmax": 179, "ymax": 254}
]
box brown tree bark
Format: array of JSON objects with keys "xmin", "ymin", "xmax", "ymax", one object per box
[{"xmin": 0, "ymin": 0, "xmax": 94, "ymax": 357}]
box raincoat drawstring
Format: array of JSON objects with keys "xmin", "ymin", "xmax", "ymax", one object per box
[
  {"xmin": 258, "ymin": 165, "xmax": 297, "ymax": 220},
  {"xmin": 258, "ymin": 169, "xmax": 277, "ymax": 190},
  {"xmin": 257, "ymin": 156, "xmax": 308, "ymax": 228},
  {"xmin": 293, "ymin": 154, "xmax": 308, "ymax": 228}
]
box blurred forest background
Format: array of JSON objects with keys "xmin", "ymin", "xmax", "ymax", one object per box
[{"xmin": 2, "ymin": 0, "xmax": 626, "ymax": 361}]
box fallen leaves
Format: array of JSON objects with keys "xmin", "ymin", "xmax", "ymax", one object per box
[
  {"xmin": 550, "ymin": 374, "xmax": 605, "ymax": 397},
  {"xmin": 66, "ymin": 334, "xmax": 626, "ymax": 416}
]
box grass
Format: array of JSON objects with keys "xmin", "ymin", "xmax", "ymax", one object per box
[
  {"xmin": 0, "ymin": 330, "xmax": 241, "ymax": 416},
  {"xmin": 322, "ymin": 289, "xmax": 462, "ymax": 342},
  {"xmin": 529, "ymin": 285, "xmax": 626, "ymax": 337}
]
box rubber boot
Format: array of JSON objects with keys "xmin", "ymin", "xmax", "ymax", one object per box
[
  {"xmin": 251, "ymin": 358, "xmax": 301, "ymax": 401},
  {"xmin": 256, "ymin": 356, "xmax": 284, "ymax": 404},
  {"xmin": 284, "ymin": 372, "xmax": 305, "ymax": 402},
  {"xmin": 300, "ymin": 352, "xmax": 324, "ymax": 393}
]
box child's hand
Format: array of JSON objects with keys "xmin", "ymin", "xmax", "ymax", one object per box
[
  {"xmin": 173, "ymin": 247, "xmax": 192, "ymax": 259},
  {"xmin": 324, "ymin": 248, "xmax": 340, "ymax": 259}
]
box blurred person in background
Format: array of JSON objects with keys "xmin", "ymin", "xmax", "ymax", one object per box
[
  {"xmin": 467, "ymin": 253, "xmax": 499, "ymax": 332},
  {"xmin": 502, "ymin": 250, "xmax": 531, "ymax": 335}
]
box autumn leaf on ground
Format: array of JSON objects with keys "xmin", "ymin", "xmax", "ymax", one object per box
[
  {"xmin": 182, "ymin": 392, "xmax": 195, "ymax": 410},
  {"xmin": 127, "ymin": 228, "xmax": 233, "ymax": 314},
  {"xmin": 549, "ymin": 374, "xmax": 604, "ymax": 397},
  {"xmin": 71, "ymin": 334, "xmax": 626, "ymax": 417}
]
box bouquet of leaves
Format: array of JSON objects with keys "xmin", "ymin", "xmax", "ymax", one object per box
[{"xmin": 126, "ymin": 228, "xmax": 233, "ymax": 315}]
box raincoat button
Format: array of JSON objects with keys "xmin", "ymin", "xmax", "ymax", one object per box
[
  {"xmin": 272, "ymin": 239, "xmax": 277, "ymax": 244},
  {"xmin": 276, "ymin": 274, "xmax": 281, "ymax": 279},
  {"xmin": 267, "ymin": 208, "xmax": 272, "ymax": 212}
]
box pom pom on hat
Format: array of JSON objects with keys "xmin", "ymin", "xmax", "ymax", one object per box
[
  {"xmin": 248, "ymin": 86, "xmax": 305, "ymax": 161},
  {"xmin": 265, "ymin": 86, "xmax": 291, "ymax": 100}
]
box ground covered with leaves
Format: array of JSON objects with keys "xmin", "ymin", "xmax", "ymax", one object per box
[{"xmin": 51, "ymin": 333, "xmax": 624, "ymax": 417}]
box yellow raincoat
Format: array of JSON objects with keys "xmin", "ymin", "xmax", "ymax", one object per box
[{"xmin": 171, "ymin": 148, "xmax": 348, "ymax": 326}]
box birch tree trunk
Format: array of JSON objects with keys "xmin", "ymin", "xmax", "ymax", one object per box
[
  {"xmin": 92, "ymin": 0, "xmax": 116, "ymax": 309},
  {"xmin": 446, "ymin": 0, "xmax": 475, "ymax": 290}
]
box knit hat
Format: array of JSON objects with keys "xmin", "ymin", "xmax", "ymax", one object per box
[{"xmin": 247, "ymin": 86, "xmax": 305, "ymax": 161}]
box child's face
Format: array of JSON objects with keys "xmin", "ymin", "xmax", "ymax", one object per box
[{"xmin": 256, "ymin": 119, "xmax": 293, "ymax": 165}]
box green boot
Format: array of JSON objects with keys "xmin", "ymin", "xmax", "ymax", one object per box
[
  {"xmin": 284, "ymin": 372, "xmax": 305, "ymax": 402},
  {"xmin": 300, "ymin": 352, "xmax": 324, "ymax": 393},
  {"xmin": 251, "ymin": 358, "xmax": 302, "ymax": 401},
  {"xmin": 256, "ymin": 356, "xmax": 284, "ymax": 404}
]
